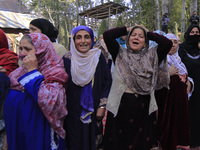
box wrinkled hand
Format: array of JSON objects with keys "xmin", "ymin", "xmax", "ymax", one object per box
[
  {"xmin": 169, "ymin": 65, "xmax": 179, "ymax": 76},
  {"xmin": 0, "ymin": 66, "xmax": 7, "ymax": 74},
  {"xmin": 96, "ymin": 107, "xmax": 105, "ymax": 121},
  {"xmin": 23, "ymin": 54, "xmax": 38, "ymax": 72},
  {"xmin": 186, "ymin": 79, "xmax": 191, "ymax": 94}
]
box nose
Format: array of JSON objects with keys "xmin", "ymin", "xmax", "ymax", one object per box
[
  {"xmin": 134, "ymin": 35, "xmax": 139, "ymax": 39},
  {"xmin": 81, "ymin": 37, "xmax": 85, "ymax": 42},
  {"xmin": 20, "ymin": 48, "xmax": 27, "ymax": 55}
]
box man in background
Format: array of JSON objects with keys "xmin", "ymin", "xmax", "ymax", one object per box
[
  {"xmin": 190, "ymin": 11, "xmax": 199, "ymax": 25},
  {"xmin": 162, "ymin": 13, "xmax": 170, "ymax": 34}
]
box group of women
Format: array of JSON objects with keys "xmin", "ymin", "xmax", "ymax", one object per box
[{"xmin": 0, "ymin": 17, "xmax": 200, "ymax": 150}]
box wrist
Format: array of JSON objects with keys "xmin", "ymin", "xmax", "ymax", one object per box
[{"xmin": 100, "ymin": 106, "xmax": 106, "ymax": 109}]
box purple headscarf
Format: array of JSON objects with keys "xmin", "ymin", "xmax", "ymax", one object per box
[{"xmin": 71, "ymin": 25, "xmax": 94, "ymax": 48}]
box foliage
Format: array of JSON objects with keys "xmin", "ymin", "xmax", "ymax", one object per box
[
  {"xmin": 98, "ymin": 20, "xmax": 108, "ymax": 38},
  {"xmin": 174, "ymin": 22, "xmax": 178, "ymax": 35},
  {"xmin": 116, "ymin": 16, "xmax": 124, "ymax": 27},
  {"xmin": 81, "ymin": 18, "xmax": 86, "ymax": 25},
  {"xmin": 21, "ymin": 0, "xmax": 196, "ymax": 44}
]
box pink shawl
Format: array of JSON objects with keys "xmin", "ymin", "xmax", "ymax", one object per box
[{"xmin": 9, "ymin": 33, "xmax": 68, "ymax": 139}]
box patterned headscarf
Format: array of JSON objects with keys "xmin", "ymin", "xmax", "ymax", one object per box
[
  {"xmin": 116, "ymin": 26, "xmax": 169, "ymax": 95},
  {"xmin": 0, "ymin": 29, "xmax": 19, "ymax": 75},
  {"xmin": 166, "ymin": 33, "xmax": 187, "ymax": 75},
  {"xmin": 9, "ymin": 33, "xmax": 68, "ymax": 139}
]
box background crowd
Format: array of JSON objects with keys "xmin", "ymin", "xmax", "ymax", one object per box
[{"xmin": 0, "ymin": 10, "xmax": 200, "ymax": 150}]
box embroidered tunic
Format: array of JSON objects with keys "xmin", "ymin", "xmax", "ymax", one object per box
[{"xmin": 4, "ymin": 70, "xmax": 66, "ymax": 150}]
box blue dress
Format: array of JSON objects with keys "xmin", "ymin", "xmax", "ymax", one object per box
[
  {"xmin": 4, "ymin": 70, "xmax": 65, "ymax": 150},
  {"xmin": 0, "ymin": 73, "xmax": 10, "ymax": 147}
]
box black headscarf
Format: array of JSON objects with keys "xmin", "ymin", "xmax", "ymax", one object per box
[
  {"xmin": 180, "ymin": 24, "xmax": 200, "ymax": 56},
  {"xmin": 30, "ymin": 18, "xmax": 58, "ymax": 42}
]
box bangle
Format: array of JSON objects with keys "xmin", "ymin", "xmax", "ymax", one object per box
[{"xmin": 100, "ymin": 106, "xmax": 105, "ymax": 109}]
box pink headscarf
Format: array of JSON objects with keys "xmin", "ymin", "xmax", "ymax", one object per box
[{"xmin": 9, "ymin": 33, "xmax": 68, "ymax": 139}]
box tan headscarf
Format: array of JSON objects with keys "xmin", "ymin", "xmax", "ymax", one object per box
[{"xmin": 116, "ymin": 25, "xmax": 169, "ymax": 95}]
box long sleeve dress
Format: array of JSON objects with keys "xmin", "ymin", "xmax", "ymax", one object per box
[
  {"xmin": 4, "ymin": 70, "xmax": 66, "ymax": 150},
  {"xmin": 63, "ymin": 53, "xmax": 112, "ymax": 150},
  {"xmin": 102, "ymin": 26, "xmax": 172, "ymax": 150},
  {"xmin": 155, "ymin": 75, "xmax": 190, "ymax": 150},
  {"xmin": 179, "ymin": 44, "xmax": 200, "ymax": 147}
]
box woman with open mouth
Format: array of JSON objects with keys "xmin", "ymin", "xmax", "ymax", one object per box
[{"xmin": 102, "ymin": 25, "xmax": 172, "ymax": 150}]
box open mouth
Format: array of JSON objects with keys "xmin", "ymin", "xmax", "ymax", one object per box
[
  {"xmin": 80, "ymin": 45, "xmax": 88, "ymax": 47},
  {"xmin": 133, "ymin": 42, "xmax": 139, "ymax": 45}
]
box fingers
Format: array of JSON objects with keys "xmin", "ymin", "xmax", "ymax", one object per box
[
  {"xmin": 0, "ymin": 66, "xmax": 7, "ymax": 74},
  {"xmin": 23, "ymin": 54, "xmax": 38, "ymax": 72}
]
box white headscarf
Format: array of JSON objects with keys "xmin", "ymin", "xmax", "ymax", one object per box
[{"xmin": 166, "ymin": 33, "xmax": 188, "ymax": 75}]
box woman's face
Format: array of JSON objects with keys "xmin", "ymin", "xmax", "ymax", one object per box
[
  {"xmin": 189, "ymin": 27, "xmax": 200, "ymax": 35},
  {"xmin": 19, "ymin": 38, "xmax": 36, "ymax": 58},
  {"xmin": 128, "ymin": 28, "xmax": 146, "ymax": 52},
  {"xmin": 168, "ymin": 39, "xmax": 178, "ymax": 55},
  {"xmin": 74, "ymin": 30, "xmax": 92, "ymax": 53},
  {"xmin": 29, "ymin": 24, "xmax": 42, "ymax": 33}
]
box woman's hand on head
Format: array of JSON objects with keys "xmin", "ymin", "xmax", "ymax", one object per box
[
  {"xmin": 23, "ymin": 54, "xmax": 38, "ymax": 72},
  {"xmin": 0, "ymin": 66, "xmax": 7, "ymax": 74},
  {"xmin": 169, "ymin": 65, "xmax": 179, "ymax": 76},
  {"xmin": 127, "ymin": 27, "xmax": 133, "ymax": 33}
]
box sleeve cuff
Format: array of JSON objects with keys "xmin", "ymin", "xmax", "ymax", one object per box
[{"xmin": 18, "ymin": 69, "xmax": 43, "ymax": 86}]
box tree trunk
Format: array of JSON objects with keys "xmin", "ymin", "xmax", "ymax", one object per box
[
  {"xmin": 190, "ymin": 0, "xmax": 198, "ymax": 15},
  {"xmin": 131, "ymin": 0, "xmax": 136, "ymax": 25},
  {"xmin": 76, "ymin": 0, "xmax": 80, "ymax": 26},
  {"xmin": 181, "ymin": 0, "xmax": 186, "ymax": 33},
  {"xmin": 168, "ymin": 0, "xmax": 172, "ymax": 16},
  {"xmin": 162, "ymin": 0, "xmax": 168, "ymax": 15},
  {"xmin": 155, "ymin": 0, "xmax": 160, "ymax": 30}
]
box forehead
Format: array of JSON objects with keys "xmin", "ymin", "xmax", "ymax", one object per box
[
  {"xmin": 191, "ymin": 27, "xmax": 199, "ymax": 31},
  {"xmin": 75, "ymin": 30, "xmax": 90, "ymax": 36},
  {"xmin": 20, "ymin": 38, "xmax": 32, "ymax": 46},
  {"xmin": 171, "ymin": 39, "xmax": 178, "ymax": 42},
  {"xmin": 132, "ymin": 28, "xmax": 144, "ymax": 35}
]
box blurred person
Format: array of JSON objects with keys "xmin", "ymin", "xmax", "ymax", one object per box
[
  {"xmin": 161, "ymin": 13, "xmax": 170, "ymax": 33},
  {"xmin": 63, "ymin": 26, "xmax": 112, "ymax": 150},
  {"xmin": 156, "ymin": 33, "xmax": 193, "ymax": 150},
  {"xmin": 0, "ymin": 29, "xmax": 19, "ymax": 150},
  {"xmin": 178, "ymin": 24, "xmax": 200, "ymax": 149},
  {"xmin": 190, "ymin": 11, "xmax": 199, "ymax": 25},
  {"xmin": 116, "ymin": 35, "xmax": 126, "ymax": 48},
  {"xmin": 4, "ymin": 33, "xmax": 68, "ymax": 150},
  {"xmin": 29, "ymin": 18, "xmax": 68, "ymax": 57}
]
